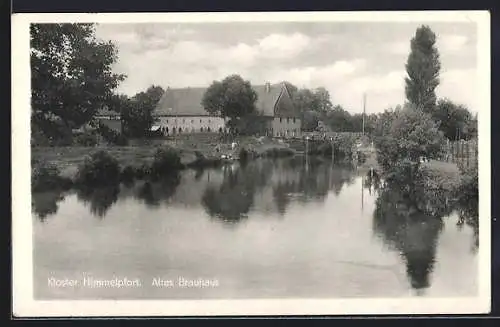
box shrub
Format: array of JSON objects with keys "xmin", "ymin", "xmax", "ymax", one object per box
[
  {"xmin": 97, "ymin": 123, "xmax": 129, "ymax": 146},
  {"xmin": 121, "ymin": 165, "xmax": 137, "ymax": 184},
  {"xmin": 455, "ymin": 165, "xmax": 478, "ymax": 205},
  {"xmin": 31, "ymin": 159, "xmax": 72, "ymax": 192},
  {"xmin": 134, "ymin": 163, "xmax": 151, "ymax": 180},
  {"xmin": 375, "ymin": 105, "xmax": 446, "ymax": 176},
  {"xmin": 75, "ymin": 150, "xmax": 121, "ymax": 186},
  {"xmin": 73, "ymin": 131, "xmax": 99, "ymax": 146},
  {"xmin": 150, "ymin": 147, "xmax": 184, "ymax": 178},
  {"xmin": 357, "ymin": 151, "xmax": 367, "ymax": 164}
]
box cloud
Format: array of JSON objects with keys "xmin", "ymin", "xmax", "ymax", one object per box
[
  {"xmin": 388, "ymin": 41, "xmax": 410, "ymax": 55},
  {"xmin": 439, "ymin": 34, "xmax": 468, "ymax": 53},
  {"xmin": 94, "ymin": 23, "xmax": 477, "ymax": 114},
  {"xmin": 256, "ymin": 33, "xmax": 311, "ymax": 60},
  {"xmin": 437, "ymin": 68, "xmax": 477, "ymax": 111}
]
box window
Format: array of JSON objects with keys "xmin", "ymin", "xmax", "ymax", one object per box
[
  {"xmin": 166, "ymin": 120, "xmax": 169, "ymax": 124},
  {"xmin": 166, "ymin": 127, "xmax": 169, "ymax": 134},
  {"xmin": 179, "ymin": 127, "xmax": 182, "ymax": 133},
  {"xmin": 183, "ymin": 119, "xmax": 185, "ymax": 123},
  {"xmin": 293, "ymin": 118, "xmax": 296, "ymax": 123},
  {"xmin": 200, "ymin": 127, "xmax": 204, "ymax": 132},
  {"xmin": 219, "ymin": 127, "xmax": 223, "ymax": 133},
  {"xmin": 200, "ymin": 119, "xmax": 202, "ymax": 123},
  {"xmin": 191, "ymin": 119, "xmax": 194, "ymax": 123},
  {"xmin": 287, "ymin": 118, "xmax": 290, "ymax": 123},
  {"xmin": 207, "ymin": 127, "xmax": 211, "ymax": 132},
  {"xmin": 280, "ymin": 117, "xmax": 282, "ymax": 123}
]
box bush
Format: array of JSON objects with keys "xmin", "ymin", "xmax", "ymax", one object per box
[
  {"xmin": 73, "ymin": 131, "xmax": 99, "ymax": 146},
  {"xmin": 455, "ymin": 165, "xmax": 478, "ymax": 205},
  {"xmin": 150, "ymin": 147, "xmax": 184, "ymax": 178},
  {"xmin": 134, "ymin": 163, "xmax": 151, "ymax": 180},
  {"xmin": 75, "ymin": 150, "xmax": 121, "ymax": 186},
  {"xmin": 121, "ymin": 165, "xmax": 137, "ymax": 184},
  {"xmin": 357, "ymin": 151, "xmax": 367, "ymax": 164},
  {"xmin": 32, "ymin": 160, "xmax": 72, "ymax": 192},
  {"xmin": 375, "ymin": 106, "xmax": 446, "ymax": 176},
  {"xmin": 97, "ymin": 123, "xmax": 129, "ymax": 146}
]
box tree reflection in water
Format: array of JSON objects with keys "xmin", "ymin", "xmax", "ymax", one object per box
[
  {"xmin": 456, "ymin": 196, "xmax": 479, "ymax": 253},
  {"xmin": 135, "ymin": 172, "xmax": 181, "ymax": 209},
  {"xmin": 373, "ymin": 182, "xmax": 448, "ymax": 293},
  {"xmin": 271, "ymin": 157, "xmax": 355, "ymax": 212},
  {"xmin": 32, "ymin": 190, "xmax": 66, "ymax": 222},
  {"xmin": 201, "ymin": 158, "xmax": 357, "ymax": 223},
  {"xmin": 201, "ymin": 162, "xmax": 272, "ymax": 224},
  {"xmin": 76, "ymin": 185, "xmax": 120, "ymax": 218}
]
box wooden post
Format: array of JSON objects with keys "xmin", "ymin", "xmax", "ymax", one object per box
[
  {"xmin": 361, "ymin": 174, "xmax": 364, "ymax": 212},
  {"xmin": 466, "ymin": 141, "xmax": 470, "ymax": 167},
  {"xmin": 331, "ymin": 138, "xmax": 334, "ymax": 163}
]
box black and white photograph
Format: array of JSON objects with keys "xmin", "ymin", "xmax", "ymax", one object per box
[{"xmin": 12, "ymin": 11, "xmax": 490, "ymax": 316}]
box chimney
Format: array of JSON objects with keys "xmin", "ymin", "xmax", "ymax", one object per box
[{"xmin": 265, "ymin": 82, "xmax": 271, "ymax": 93}]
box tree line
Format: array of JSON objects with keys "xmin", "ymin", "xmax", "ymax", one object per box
[{"xmin": 30, "ymin": 23, "xmax": 477, "ymax": 145}]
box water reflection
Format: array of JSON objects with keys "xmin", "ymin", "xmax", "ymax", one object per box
[
  {"xmin": 201, "ymin": 161, "xmax": 272, "ymax": 224},
  {"xmin": 76, "ymin": 185, "xmax": 120, "ymax": 218},
  {"xmin": 373, "ymin": 182, "xmax": 448, "ymax": 294},
  {"xmin": 135, "ymin": 173, "xmax": 181, "ymax": 209},
  {"xmin": 31, "ymin": 191, "xmax": 66, "ymax": 221},
  {"xmin": 456, "ymin": 196, "xmax": 479, "ymax": 253}
]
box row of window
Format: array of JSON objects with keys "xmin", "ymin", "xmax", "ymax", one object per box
[
  {"xmin": 163, "ymin": 118, "xmax": 220, "ymax": 124},
  {"xmin": 161, "ymin": 117, "xmax": 297, "ymax": 124},
  {"xmin": 156, "ymin": 126, "xmax": 225, "ymax": 134},
  {"xmin": 278, "ymin": 117, "xmax": 297, "ymax": 123}
]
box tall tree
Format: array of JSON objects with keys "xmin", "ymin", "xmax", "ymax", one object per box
[
  {"xmin": 404, "ymin": 25, "xmax": 441, "ymax": 113},
  {"xmin": 433, "ymin": 98, "xmax": 473, "ymax": 141},
  {"xmin": 201, "ymin": 75, "xmax": 258, "ymax": 134},
  {"xmin": 122, "ymin": 85, "xmax": 165, "ymax": 137},
  {"xmin": 30, "ymin": 23, "xmax": 126, "ymax": 138}
]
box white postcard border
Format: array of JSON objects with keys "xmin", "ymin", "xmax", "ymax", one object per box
[{"xmin": 12, "ymin": 11, "xmax": 491, "ymax": 317}]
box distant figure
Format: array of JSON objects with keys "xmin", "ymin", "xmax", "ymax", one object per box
[
  {"xmin": 215, "ymin": 144, "xmax": 220, "ymax": 153},
  {"xmin": 231, "ymin": 142, "xmax": 237, "ymax": 150}
]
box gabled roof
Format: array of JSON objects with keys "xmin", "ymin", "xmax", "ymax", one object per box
[{"xmin": 154, "ymin": 83, "xmax": 294, "ymax": 117}]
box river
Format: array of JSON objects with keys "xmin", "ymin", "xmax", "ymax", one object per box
[{"xmin": 32, "ymin": 157, "xmax": 478, "ymax": 299}]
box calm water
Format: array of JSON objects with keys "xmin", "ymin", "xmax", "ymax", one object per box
[{"xmin": 32, "ymin": 157, "xmax": 478, "ymax": 299}]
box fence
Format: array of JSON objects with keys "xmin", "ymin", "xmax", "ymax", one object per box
[{"xmin": 444, "ymin": 139, "xmax": 478, "ymax": 169}]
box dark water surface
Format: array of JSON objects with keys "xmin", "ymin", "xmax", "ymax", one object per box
[{"xmin": 32, "ymin": 158, "xmax": 478, "ymax": 299}]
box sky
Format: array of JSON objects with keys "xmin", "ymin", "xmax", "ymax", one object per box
[{"xmin": 94, "ymin": 21, "xmax": 477, "ymax": 114}]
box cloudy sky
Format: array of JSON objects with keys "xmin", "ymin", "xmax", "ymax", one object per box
[{"xmin": 95, "ymin": 21, "xmax": 477, "ymax": 114}]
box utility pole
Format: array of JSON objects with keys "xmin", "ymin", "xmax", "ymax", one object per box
[{"xmin": 362, "ymin": 92, "xmax": 366, "ymax": 136}]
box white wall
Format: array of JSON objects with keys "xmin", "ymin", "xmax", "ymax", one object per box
[
  {"xmin": 157, "ymin": 116, "xmax": 228, "ymax": 134},
  {"xmin": 272, "ymin": 117, "xmax": 301, "ymax": 137}
]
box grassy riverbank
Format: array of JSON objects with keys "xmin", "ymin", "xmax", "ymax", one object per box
[{"xmin": 31, "ymin": 135, "xmax": 292, "ymax": 181}]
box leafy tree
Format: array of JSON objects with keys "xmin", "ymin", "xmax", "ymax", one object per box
[
  {"xmin": 30, "ymin": 23, "xmax": 126, "ymax": 139},
  {"xmin": 433, "ymin": 99, "xmax": 474, "ymax": 140},
  {"xmin": 201, "ymin": 75, "xmax": 258, "ymax": 133},
  {"xmin": 323, "ymin": 105, "xmax": 354, "ymax": 132},
  {"xmin": 285, "ymin": 85, "xmax": 334, "ymax": 132},
  {"xmin": 375, "ymin": 105, "xmax": 446, "ymax": 177},
  {"xmin": 121, "ymin": 85, "xmax": 165, "ymax": 137},
  {"xmin": 404, "ymin": 25, "xmax": 441, "ymax": 113}
]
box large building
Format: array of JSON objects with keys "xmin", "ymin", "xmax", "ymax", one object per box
[{"xmin": 153, "ymin": 82, "xmax": 301, "ymax": 137}]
